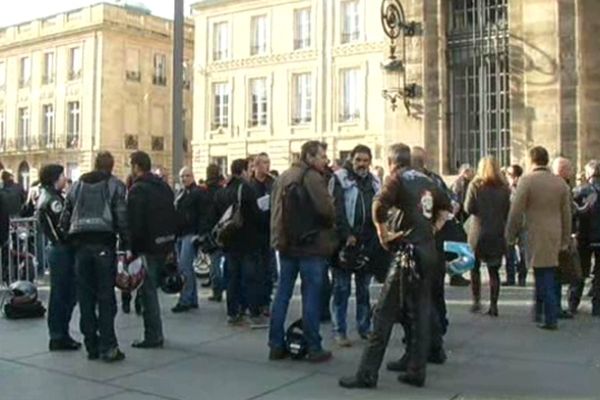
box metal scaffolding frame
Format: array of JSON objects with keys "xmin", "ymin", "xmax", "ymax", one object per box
[{"xmin": 448, "ymin": 0, "xmax": 511, "ymax": 171}]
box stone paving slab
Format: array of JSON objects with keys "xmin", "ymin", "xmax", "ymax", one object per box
[{"xmin": 0, "ymin": 282, "xmax": 599, "ymax": 400}]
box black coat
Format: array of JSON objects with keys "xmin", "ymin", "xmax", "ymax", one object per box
[
  {"xmin": 0, "ymin": 194, "xmax": 8, "ymax": 245},
  {"xmin": 175, "ymin": 183, "xmax": 212, "ymax": 236},
  {"xmin": 250, "ymin": 174, "xmax": 275, "ymax": 245}
]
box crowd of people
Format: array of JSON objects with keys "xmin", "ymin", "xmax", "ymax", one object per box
[{"xmin": 0, "ymin": 140, "xmax": 598, "ymax": 389}]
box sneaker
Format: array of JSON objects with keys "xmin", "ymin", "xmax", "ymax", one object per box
[
  {"xmin": 49, "ymin": 338, "xmax": 82, "ymax": 352},
  {"xmin": 334, "ymin": 335, "xmax": 352, "ymax": 348},
  {"xmin": 249, "ymin": 315, "xmax": 269, "ymax": 329},
  {"xmin": 397, "ymin": 371, "xmax": 425, "ymax": 388},
  {"xmin": 449, "ymin": 275, "xmax": 470, "ymax": 287},
  {"xmin": 268, "ymin": 347, "xmax": 289, "ymax": 361},
  {"xmin": 307, "ymin": 349, "xmax": 332, "ymax": 363},
  {"xmin": 558, "ymin": 310, "xmax": 573, "ymax": 320},
  {"xmin": 171, "ymin": 304, "xmax": 191, "ymax": 313},
  {"xmin": 132, "ymin": 339, "xmax": 164, "ymax": 349},
  {"xmin": 101, "ymin": 347, "xmax": 126, "ymax": 363},
  {"xmin": 338, "ymin": 375, "xmax": 377, "ymax": 389},
  {"xmin": 227, "ymin": 315, "xmax": 245, "ymax": 326}
]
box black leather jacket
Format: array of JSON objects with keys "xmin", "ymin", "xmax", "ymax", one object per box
[
  {"xmin": 36, "ymin": 186, "xmax": 66, "ymax": 245},
  {"xmin": 60, "ymin": 171, "xmax": 130, "ymax": 249}
]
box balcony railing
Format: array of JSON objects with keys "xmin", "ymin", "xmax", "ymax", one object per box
[
  {"xmin": 341, "ymin": 31, "xmax": 360, "ymax": 43},
  {"xmin": 42, "ymin": 75, "xmax": 55, "ymax": 85},
  {"xmin": 338, "ymin": 111, "xmax": 360, "ymax": 122},
  {"xmin": 18, "ymin": 78, "xmax": 30, "ymax": 88},
  {"xmin": 211, "ymin": 121, "xmax": 229, "ymax": 131},
  {"xmin": 68, "ymin": 70, "xmax": 82, "ymax": 80},
  {"xmin": 16, "ymin": 135, "xmax": 31, "ymax": 150},
  {"xmin": 292, "ymin": 115, "xmax": 312, "ymax": 125},
  {"xmin": 40, "ymin": 134, "xmax": 56, "ymax": 149},
  {"xmin": 153, "ymin": 75, "xmax": 167, "ymax": 86},
  {"xmin": 213, "ymin": 51, "xmax": 227, "ymax": 61},
  {"xmin": 294, "ymin": 39, "xmax": 310, "ymax": 50},
  {"xmin": 250, "ymin": 45, "xmax": 267, "ymax": 55},
  {"xmin": 126, "ymin": 70, "xmax": 141, "ymax": 82}
]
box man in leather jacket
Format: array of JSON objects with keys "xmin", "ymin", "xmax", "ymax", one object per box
[
  {"xmin": 36, "ymin": 164, "xmax": 81, "ymax": 352},
  {"xmin": 60, "ymin": 151, "xmax": 130, "ymax": 362},
  {"xmin": 340, "ymin": 143, "xmax": 450, "ymax": 389}
]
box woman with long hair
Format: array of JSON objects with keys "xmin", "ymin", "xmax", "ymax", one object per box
[{"xmin": 464, "ymin": 156, "xmax": 511, "ymax": 316}]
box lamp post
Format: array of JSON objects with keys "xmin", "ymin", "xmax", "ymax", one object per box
[
  {"xmin": 172, "ymin": 0, "xmax": 184, "ymax": 186},
  {"xmin": 380, "ymin": 0, "xmax": 417, "ymax": 114}
]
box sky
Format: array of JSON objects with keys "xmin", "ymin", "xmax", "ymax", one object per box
[{"xmin": 0, "ymin": 0, "xmax": 197, "ymax": 28}]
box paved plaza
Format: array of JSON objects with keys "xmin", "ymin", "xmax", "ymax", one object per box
[{"xmin": 1, "ymin": 280, "xmax": 599, "ymax": 400}]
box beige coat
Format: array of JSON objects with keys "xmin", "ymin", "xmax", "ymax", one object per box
[{"xmin": 506, "ymin": 167, "xmax": 572, "ymax": 268}]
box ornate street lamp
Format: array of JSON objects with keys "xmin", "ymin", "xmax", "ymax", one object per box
[{"xmin": 380, "ymin": 0, "xmax": 417, "ymax": 114}]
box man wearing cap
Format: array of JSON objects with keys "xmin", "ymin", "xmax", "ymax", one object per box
[{"xmin": 36, "ymin": 164, "xmax": 81, "ymax": 351}]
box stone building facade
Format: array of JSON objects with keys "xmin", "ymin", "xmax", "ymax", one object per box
[
  {"xmin": 0, "ymin": 3, "xmax": 193, "ymax": 186},
  {"xmin": 192, "ymin": 0, "xmax": 599, "ymax": 176}
]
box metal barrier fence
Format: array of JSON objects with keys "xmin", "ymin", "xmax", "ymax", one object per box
[{"xmin": 1, "ymin": 217, "xmax": 48, "ymax": 286}]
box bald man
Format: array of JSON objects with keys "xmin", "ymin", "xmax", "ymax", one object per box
[{"xmin": 172, "ymin": 166, "xmax": 211, "ymax": 312}]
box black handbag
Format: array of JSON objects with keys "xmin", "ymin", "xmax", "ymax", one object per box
[{"xmin": 213, "ymin": 184, "xmax": 243, "ymax": 247}]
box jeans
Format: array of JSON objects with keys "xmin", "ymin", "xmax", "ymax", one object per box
[
  {"xmin": 534, "ymin": 267, "xmax": 559, "ymax": 326},
  {"xmin": 258, "ymin": 245, "xmax": 273, "ymax": 308},
  {"xmin": 506, "ymin": 244, "xmax": 527, "ymax": 284},
  {"xmin": 139, "ymin": 254, "xmax": 165, "ymax": 342},
  {"xmin": 74, "ymin": 244, "xmax": 119, "ymax": 354},
  {"xmin": 269, "ymin": 255, "xmax": 327, "ymax": 353},
  {"xmin": 46, "ymin": 243, "xmax": 76, "ymax": 341},
  {"xmin": 209, "ymin": 250, "xmax": 225, "ymax": 297},
  {"xmin": 331, "ymin": 268, "xmax": 372, "ymax": 337},
  {"xmin": 176, "ymin": 235, "xmax": 198, "ymax": 307},
  {"xmin": 226, "ymin": 250, "xmax": 261, "ymax": 317},
  {"xmin": 568, "ymin": 245, "xmax": 600, "ymax": 313}
]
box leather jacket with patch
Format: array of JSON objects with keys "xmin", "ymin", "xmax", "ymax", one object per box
[{"xmin": 36, "ymin": 186, "xmax": 66, "ymax": 245}]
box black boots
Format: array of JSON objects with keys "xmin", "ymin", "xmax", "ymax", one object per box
[{"xmin": 338, "ymin": 375, "xmax": 377, "ymax": 389}]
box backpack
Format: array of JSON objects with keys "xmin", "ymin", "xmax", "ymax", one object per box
[
  {"xmin": 69, "ymin": 180, "xmax": 114, "ymax": 234},
  {"xmin": 281, "ymin": 168, "xmax": 319, "ymax": 247},
  {"xmin": 144, "ymin": 180, "xmax": 177, "ymax": 253},
  {"xmin": 212, "ymin": 184, "xmax": 243, "ymax": 248}
]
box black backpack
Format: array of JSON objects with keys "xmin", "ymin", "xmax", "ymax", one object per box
[
  {"xmin": 69, "ymin": 180, "xmax": 114, "ymax": 234},
  {"xmin": 281, "ymin": 168, "xmax": 319, "ymax": 247}
]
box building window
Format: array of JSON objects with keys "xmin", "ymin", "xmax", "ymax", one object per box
[
  {"xmin": 213, "ymin": 22, "xmax": 229, "ymax": 61},
  {"xmin": 124, "ymin": 135, "xmax": 139, "ymax": 150},
  {"xmin": 341, "ymin": 1, "xmax": 360, "ymax": 44},
  {"xmin": 19, "ymin": 56, "xmax": 31, "ymax": 88},
  {"xmin": 294, "ymin": 8, "xmax": 311, "ymax": 50},
  {"xmin": 18, "ymin": 107, "xmax": 30, "ymax": 149},
  {"xmin": 67, "ymin": 101, "xmax": 80, "ymax": 149},
  {"xmin": 292, "ymin": 73, "xmax": 312, "ymax": 125},
  {"xmin": 448, "ymin": 0, "xmax": 510, "ymax": 171},
  {"xmin": 151, "ymin": 136, "xmax": 164, "ymax": 151},
  {"xmin": 153, "ymin": 53, "xmax": 167, "ymax": 86},
  {"xmin": 66, "ymin": 163, "xmax": 80, "ymax": 181},
  {"xmin": 41, "ymin": 52, "xmax": 55, "ymax": 85},
  {"xmin": 212, "ymin": 83, "xmax": 229, "ymax": 130},
  {"xmin": 42, "ymin": 104, "xmax": 55, "ymax": 148},
  {"xmin": 69, "ymin": 47, "xmax": 82, "ymax": 80},
  {"xmin": 340, "ymin": 68, "xmax": 361, "ymax": 122},
  {"xmin": 251, "ymin": 15, "xmax": 268, "ymax": 55},
  {"xmin": 0, "ymin": 61, "xmax": 6, "ymax": 89},
  {"xmin": 0, "ymin": 110, "xmax": 5, "ymax": 151},
  {"xmin": 210, "ymin": 156, "xmax": 228, "ymax": 177},
  {"xmin": 125, "ymin": 48, "xmax": 141, "ymax": 82},
  {"xmin": 249, "ymin": 78, "xmax": 267, "ymax": 127}
]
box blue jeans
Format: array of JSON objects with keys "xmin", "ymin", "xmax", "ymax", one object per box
[
  {"xmin": 269, "ymin": 255, "xmax": 326, "ymax": 353},
  {"xmin": 46, "ymin": 243, "xmax": 76, "ymax": 341},
  {"xmin": 209, "ymin": 250, "xmax": 225, "ymax": 296},
  {"xmin": 534, "ymin": 267, "xmax": 559, "ymax": 326},
  {"xmin": 506, "ymin": 244, "xmax": 527, "ymax": 284},
  {"xmin": 225, "ymin": 250, "xmax": 261, "ymax": 317},
  {"xmin": 331, "ymin": 268, "xmax": 372, "ymax": 336},
  {"xmin": 176, "ymin": 235, "xmax": 198, "ymax": 307}
]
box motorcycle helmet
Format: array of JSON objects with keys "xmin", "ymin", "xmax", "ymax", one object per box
[
  {"xmin": 8, "ymin": 280, "xmax": 38, "ymax": 305},
  {"xmin": 285, "ymin": 319, "xmax": 308, "ymax": 360},
  {"xmin": 338, "ymin": 244, "xmax": 370, "ymax": 272},
  {"xmin": 161, "ymin": 254, "xmax": 185, "ymax": 294},
  {"xmin": 116, "ymin": 257, "xmax": 146, "ymax": 292},
  {"xmin": 444, "ymin": 241, "xmax": 475, "ymax": 275}
]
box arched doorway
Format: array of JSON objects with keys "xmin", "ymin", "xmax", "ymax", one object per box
[{"xmin": 17, "ymin": 161, "xmax": 30, "ymax": 190}]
